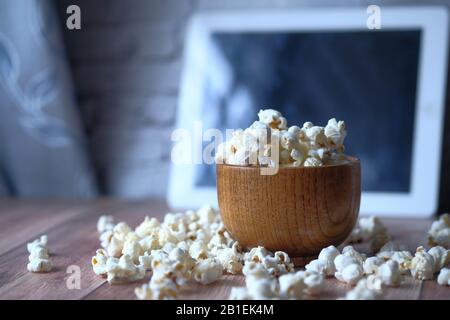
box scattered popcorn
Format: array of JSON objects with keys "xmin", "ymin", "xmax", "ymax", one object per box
[
  {"xmin": 377, "ymin": 250, "xmax": 413, "ymax": 275},
  {"xmin": 229, "ymin": 287, "xmax": 252, "ymax": 300},
  {"xmin": 90, "ymin": 205, "xmax": 450, "ymax": 300},
  {"xmin": 97, "ymin": 215, "xmax": 115, "ymax": 233},
  {"xmin": 246, "ymin": 276, "xmax": 279, "ymax": 300},
  {"xmin": 122, "ymin": 240, "xmax": 144, "ymax": 264},
  {"xmin": 377, "ymin": 260, "xmax": 402, "ymax": 287},
  {"xmin": 193, "ymin": 258, "xmax": 223, "ymax": 285},
  {"xmin": 334, "ymin": 254, "xmax": 364, "ymax": 285},
  {"xmin": 91, "ymin": 249, "xmax": 109, "ymax": 276},
  {"xmin": 342, "ymin": 246, "xmax": 366, "ymax": 265},
  {"xmin": 363, "ymin": 257, "xmax": 385, "ymax": 275},
  {"xmin": 366, "ymin": 274, "xmax": 384, "ymax": 292},
  {"xmin": 243, "ymin": 246, "xmax": 293, "ymax": 276},
  {"xmin": 428, "ymin": 213, "xmax": 450, "ymax": 248},
  {"xmin": 26, "ymin": 235, "xmax": 52, "ymax": 273},
  {"xmin": 427, "ymin": 246, "xmax": 450, "ymax": 273},
  {"xmin": 189, "ymin": 240, "xmax": 209, "ymax": 260},
  {"xmin": 105, "ymin": 254, "xmax": 146, "ymax": 284},
  {"xmin": 135, "ymin": 216, "xmax": 160, "ymax": 238},
  {"xmin": 349, "ymin": 216, "xmax": 390, "ymax": 253},
  {"xmin": 335, "ymin": 263, "xmax": 364, "ymax": 286},
  {"xmin": 278, "ymin": 273, "xmax": 306, "ymax": 299},
  {"xmin": 297, "ymin": 271, "xmax": 325, "ymax": 296},
  {"xmin": 305, "ymin": 245, "xmax": 339, "ymax": 276},
  {"xmin": 27, "ymin": 258, "xmax": 53, "ymax": 273},
  {"xmin": 410, "ymin": 247, "xmax": 435, "ymax": 280},
  {"xmin": 215, "ymin": 243, "xmax": 243, "ymax": 275},
  {"xmin": 343, "ymin": 278, "xmax": 381, "ymax": 300},
  {"xmin": 437, "ymin": 268, "xmax": 450, "ymax": 286},
  {"xmin": 215, "ymin": 109, "xmax": 347, "ymax": 168},
  {"xmin": 135, "ymin": 276, "xmax": 179, "ymax": 300},
  {"xmin": 27, "ymin": 235, "xmax": 48, "ymax": 253}
]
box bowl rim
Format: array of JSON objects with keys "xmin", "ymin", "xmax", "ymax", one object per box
[{"xmin": 216, "ymin": 155, "xmax": 360, "ymax": 170}]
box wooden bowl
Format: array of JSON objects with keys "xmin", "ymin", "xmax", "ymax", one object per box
[{"xmin": 216, "ymin": 157, "xmax": 361, "ymax": 257}]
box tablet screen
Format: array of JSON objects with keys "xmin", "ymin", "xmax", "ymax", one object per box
[{"xmin": 194, "ymin": 30, "xmax": 421, "ymax": 193}]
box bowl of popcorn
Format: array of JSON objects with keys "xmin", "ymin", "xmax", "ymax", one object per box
[{"xmin": 215, "ymin": 109, "xmax": 361, "ymax": 257}]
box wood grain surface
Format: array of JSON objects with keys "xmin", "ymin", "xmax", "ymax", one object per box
[
  {"xmin": 0, "ymin": 198, "xmax": 448, "ymax": 300},
  {"xmin": 217, "ymin": 160, "xmax": 360, "ymax": 257}
]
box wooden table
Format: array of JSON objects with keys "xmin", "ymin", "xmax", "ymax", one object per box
[{"xmin": 0, "ymin": 198, "xmax": 448, "ymax": 300}]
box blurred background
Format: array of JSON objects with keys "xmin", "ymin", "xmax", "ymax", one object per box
[{"xmin": 0, "ymin": 0, "xmax": 450, "ymax": 212}]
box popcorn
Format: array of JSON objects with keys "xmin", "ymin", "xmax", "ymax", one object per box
[
  {"xmin": 366, "ymin": 274, "xmax": 384, "ymax": 292},
  {"xmin": 139, "ymin": 235, "xmax": 160, "ymax": 253},
  {"xmin": 428, "ymin": 213, "xmax": 450, "ymax": 248},
  {"xmin": 334, "ymin": 254, "xmax": 364, "ymax": 285},
  {"xmin": 89, "ymin": 202, "xmax": 450, "ymax": 301},
  {"xmin": 138, "ymin": 252, "xmax": 152, "ymax": 271},
  {"xmin": 305, "ymin": 259, "xmax": 330, "ymax": 276},
  {"xmin": 197, "ymin": 204, "xmax": 219, "ymax": 226},
  {"xmin": 27, "ymin": 235, "xmax": 52, "ymax": 273},
  {"xmin": 189, "ymin": 240, "xmax": 209, "ymax": 260},
  {"xmin": 278, "ymin": 273, "xmax": 306, "ymax": 299},
  {"xmin": 342, "ymin": 246, "xmax": 366, "ymax": 265},
  {"xmin": 243, "ymin": 247, "xmax": 294, "ymax": 276},
  {"xmin": 244, "ymin": 246, "xmax": 270, "ymax": 263},
  {"xmin": 377, "ymin": 260, "xmax": 402, "ymax": 287},
  {"xmin": 122, "ymin": 240, "xmax": 144, "ymax": 264},
  {"xmin": 349, "ymin": 216, "xmax": 389, "ymax": 253},
  {"xmin": 106, "ymin": 254, "xmax": 146, "ymax": 284},
  {"xmin": 215, "ymin": 243, "xmax": 243, "ymax": 275},
  {"xmin": 135, "ymin": 216, "xmax": 160, "ymax": 238},
  {"xmin": 335, "ymin": 263, "xmax": 364, "ymax": 286},
  {"xmin": 437, "ymin": 268, "xmax": 450, "ymax": 286},
  {"xmin": 99, "ymin": 230, "xmax": 113, "ymax": 249},
  {"xmin": 27, "ymin": 235, "xmax": 48, "ymax": 253},
  {"xmin": 113, "ymin": 222, "xmax": 133, "ymax": 241},
  {"xmin": 324, "ymin": 118, "xmax": 347, "ymax": 152},
  {"xmin": 229, "ymin": 287, "xmax": 252, "ymax": 300},
  {"xmin": 410, "ymin": 246, "xmax": 435, "ymax": 280},
  {"xmin": 216, "ymin": 109, "xmax": 347, "ymax": 168},
  {"xmin": 106, "ymin": 235, "xmax": 124, "ymax": 258},
  {"xmin": 297, "ymin": 271, "xmax": 325, "ymax": 296},
  {"xmin": 305, "ymin": 245, "xmax": 339, "ymax": 276},
  {"xmin": 427, "ymin": 246, "xmax": 450, "ymax": 272},
  {"xmin": 242, "ymin": 261, "xmax": 271, "ymax": 279},
  {"xmin": 91, "ymin": 249, "xmax": 109, "ymax": 276},
  {"xmin": 377, "ymin": 249, "xmax": 413, "ymax": 275},
  {"xmin": 343, "ymin": 278, "xmax": 380, "ymax": 300},
  {"xmin": 28, "ymin": 245, "xmax": 49, "ymax": 261},
  {"xmin": 193, "ymin": 258, "xmax": 223, "ymax": 285},
  {"xmin": 135, "ymin": 277, "xmax": 179, "ymax": 300},
  {"xmin": 246, "ymin": 276, "xmax": 279, "ymax": 300},
  {"xmin": 258, "ymin": 109, "xmax": 287, "ymax": 130},
  {"xmin": 97, "ymin": 215, "xmax": 115, "ymax": 233},
  {"xmin": 363, "ymin": 257, "xmax": 385, "ymax": 275},
  {"xmin": 27, "ymin": 258, "xmax": 53, "ymax": 273}
]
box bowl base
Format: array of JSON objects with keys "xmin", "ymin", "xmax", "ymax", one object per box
[{"xmin": 292, "ymin": 256, "xmax": 317, "ymax": 268}]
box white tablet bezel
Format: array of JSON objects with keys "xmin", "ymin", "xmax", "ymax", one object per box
[{"xmin": 168, "ymin": 7, "xmax": 449, "ymax": 217}]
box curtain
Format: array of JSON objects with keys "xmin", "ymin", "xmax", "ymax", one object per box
[{"xmin": 0, "ymin": 0, "xmax": 97, "ymax": 197}]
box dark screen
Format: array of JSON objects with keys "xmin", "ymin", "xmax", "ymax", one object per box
[{"xmin": 195, "ymin": 30, "xmax": 421, "ymax": 193}]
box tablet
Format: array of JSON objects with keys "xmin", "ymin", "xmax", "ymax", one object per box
[{"xmin": 168, "ymin": 7, "xmax": 449, "ymax": 217}]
